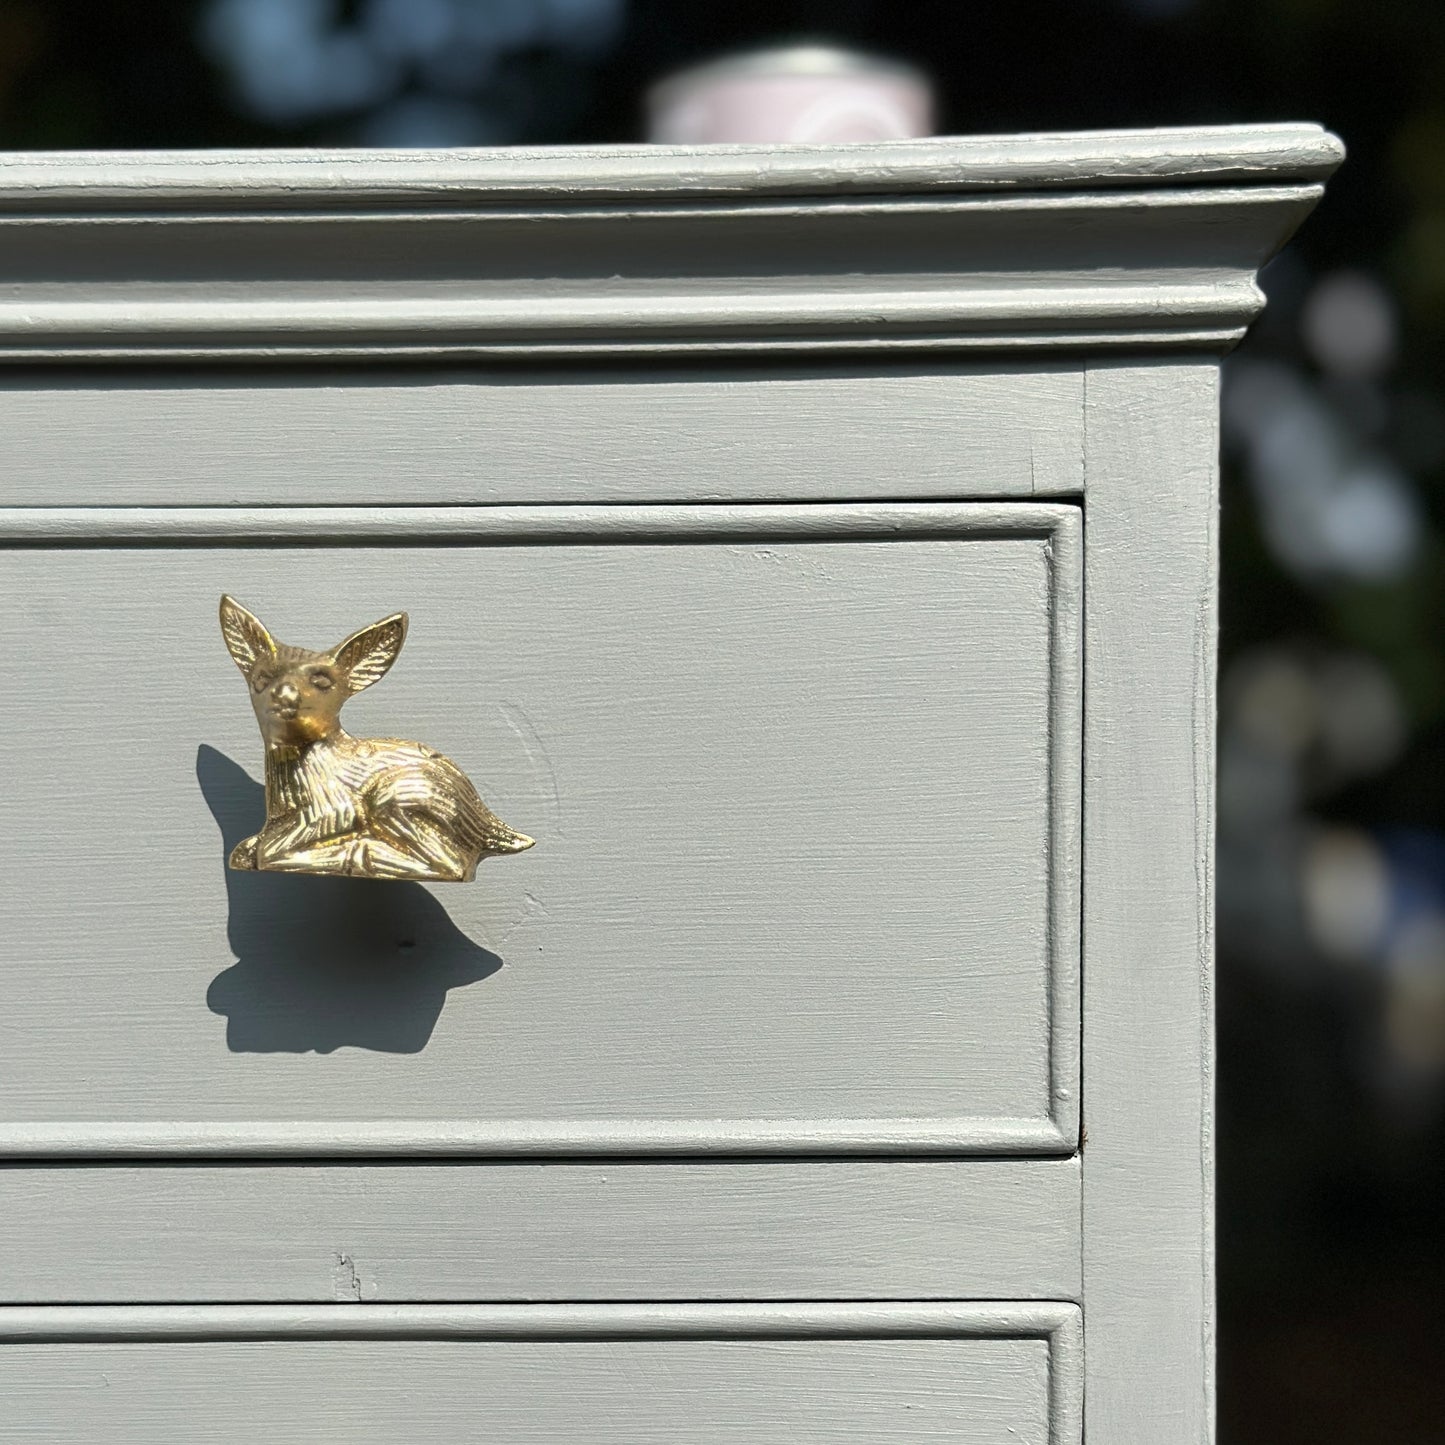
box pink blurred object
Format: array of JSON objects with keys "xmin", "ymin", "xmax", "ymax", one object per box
[{"xmin": 645, "ymin": 43, "xmax": 935, "ymax": 145}]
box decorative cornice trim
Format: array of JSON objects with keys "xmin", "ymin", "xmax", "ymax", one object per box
[{"xmin": 0, "ymin": 127, "xmax": 1341, "ymax": 361}]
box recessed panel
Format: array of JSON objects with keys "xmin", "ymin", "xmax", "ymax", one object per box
[
  {"xmin": 0, "ymin": 1303, "xmax": 1080, "ymax": 1445},
  {"xmin": 0, "ymin": 504, "xmax": 1079, "ymax": 1155}
]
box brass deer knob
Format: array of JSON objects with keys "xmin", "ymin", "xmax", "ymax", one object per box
[{"xmin": 219, "ymin": 596, "xmax": 535, "ymax": 882}]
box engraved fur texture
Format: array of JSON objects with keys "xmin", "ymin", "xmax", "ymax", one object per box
[{"xmin": 220, "ymin": 595, "xmax": 534, "ymax": 882}]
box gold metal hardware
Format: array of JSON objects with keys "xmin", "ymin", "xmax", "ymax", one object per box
[{"xmin": 219, "ymin": 596, "xmax": 535, "ymax": 882}]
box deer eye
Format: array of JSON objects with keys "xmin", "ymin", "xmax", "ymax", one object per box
[
  {"xmin": 251, "ymin": 672, "xmax": 273, "ymax": 692},
  {"xmin": 310, "ymin": 672, "xmax": 334, "ymax": 691}
]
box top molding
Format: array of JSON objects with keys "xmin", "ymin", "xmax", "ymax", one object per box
[
  {"xmin": 0, "ymin": 124, "xmax": 1342, "ymax": 208},
  {"xmin": 0, "ymin": 124, "xmax": 1342, "ymax": 363}
]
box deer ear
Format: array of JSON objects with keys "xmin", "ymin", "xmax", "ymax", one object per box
[
  {"xmin": 332, "ymin": 612, "xmax": 408, "ymax": 694},
  {"xmin": 219, "ymin": 595, "xmax": 276, "ymax": 674}
]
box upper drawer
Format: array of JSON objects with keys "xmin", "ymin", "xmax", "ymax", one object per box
[
  {"xmin": 0, "ymin": 502, "xmax": 1079, "ymax": 1158},
  {"xmin": 0, "ymin": 364, "xmax": 1083, "ymax": 506}
]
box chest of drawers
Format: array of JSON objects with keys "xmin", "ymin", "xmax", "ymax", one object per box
[{"xmin": 0, "ymin": 125, "xmax": 1339, "ymax": 1443}]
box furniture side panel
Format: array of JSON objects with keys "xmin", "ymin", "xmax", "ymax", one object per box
[{"xmin": 1082, "ymin": 358, "xmax": 1217, "ymax": 1444}]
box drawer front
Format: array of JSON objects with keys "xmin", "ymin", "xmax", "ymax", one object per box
[
  {"xmin": 0, "ymin": 502, "xmax": 1079, "ymax": 1156},
  {"xmin": 0, "ymin": 366, "xmax": 1084, "ymax": 505},
  {"xmin": 0, "ymin": 1303, "xmax": 1081, "ymax": 1445}
]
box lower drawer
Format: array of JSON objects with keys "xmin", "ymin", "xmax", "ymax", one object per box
[{"xmin": 0, "ymin": 1302, "xmax": 1081, "ymax": 1445}]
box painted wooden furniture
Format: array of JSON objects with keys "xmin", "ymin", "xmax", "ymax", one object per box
[{"xmin": 0, "ymin": 125, "xmax": 1340, "ymax": 1443}]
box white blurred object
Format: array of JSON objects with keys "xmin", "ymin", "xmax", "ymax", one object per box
[
  {"xmin": 1301, "ymin": 269, "xmax": 1398, "ymax": 378},
  {"xmin": 645, "ymin": 43, "xmax": 935, "ymax": 145},
  {"xmin": 1224, "ymin": 358, "xmax": 1422, "ymax": 581},
  {"xmin": 1301, "ymin": 826, "xmax": 1391, "ymax": 965}
]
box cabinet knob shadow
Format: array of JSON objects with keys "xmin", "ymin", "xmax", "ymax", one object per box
[{"xmin": 197, "ymin": 744, "xmax": 502, "ymax": 1054}]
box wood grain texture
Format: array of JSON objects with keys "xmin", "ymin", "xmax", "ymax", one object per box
[
  {"xmin": 1081, "ymin": 360, "xmax": 1217, "ymax": 1443},
  {"xmin": 0, "ymin": 129, "xmax": 1339, "ymax": 360},
  {"xmin": 0, "ymin": 503, "xmax": 1079, "ymax": 1157},
  {"xmin": 0, "ymin": 364, "xmax": 1083, "ymax": 506},
  {"xmin": 0, "ymin": 1159, "xmax": 1081, "ymax": 1303},
  {"xmin": 0, "ymin": 1302, "xmax": 1080, "ymax": 1445}
]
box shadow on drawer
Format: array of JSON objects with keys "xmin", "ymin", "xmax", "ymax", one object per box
[{"xmin": 199, "ymin": 744, "xmax": 501, "ymax": 1055}]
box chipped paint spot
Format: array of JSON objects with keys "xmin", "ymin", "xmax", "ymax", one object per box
[{"xmin": 333, "ymin": 1250, "xmax": 363, "ymax": 1302}]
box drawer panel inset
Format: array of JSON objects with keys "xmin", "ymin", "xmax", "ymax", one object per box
[
  {"xmin": 0, "ymin": 503, "xmax": 1079, "ymax": 1156},
  {"xmin": 0, "ymin": 1302, "xmax": 1081, "ymax": 1445}
]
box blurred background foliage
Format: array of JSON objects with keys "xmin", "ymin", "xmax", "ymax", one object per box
[{"xmin": 0, "ymin": 1, "xmax": 1439, "ymax": 1439}]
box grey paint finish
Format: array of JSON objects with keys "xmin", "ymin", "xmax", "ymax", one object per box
[
  {"xmin": 0, "ymin": 128, "xmax": 1340, "ymax": 361},
  {"xmin": 1081, "ymin": 361, "xmax": 1219, "ymax": 1444},
  {"xmin": 0, "ymin": 129, "xmax": 1340, "ymax": 1440},
  {"xmin": 0, "ymin": 124, "xmax": 1339, "ymax": 203},
  {"xmin": 0, "ymin": 188, "xmax": 1316, "ymax": 361},
  {"xmin": 0, "ymin": 1160, "xmax": 1081, "ymax": 1303},
  {"xmin": 0, "ymin": 364, "xmax": 1084, "ymax": 506},
  {"xmin": 0, "ymin": 1304, "xmax": 1080, "ymax": 1445},
  {"xmin": 0, "ymin": 503, "xmax": 1079, "ymax": 1156}
]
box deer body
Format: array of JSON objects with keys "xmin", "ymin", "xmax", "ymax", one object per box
[{"xmin": 220, "ymin": 596, "xmax": 534, "ymax": 882}]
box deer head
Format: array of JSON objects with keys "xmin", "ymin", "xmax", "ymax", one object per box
[{"xmin": 220, "ymin": 595, "xmax": 408, "ymax": 749}]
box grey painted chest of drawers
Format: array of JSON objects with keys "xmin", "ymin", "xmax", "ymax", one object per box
[{"xmin": 0, "ymin": 126, "xmax": 1340, "ymax": 1442}]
